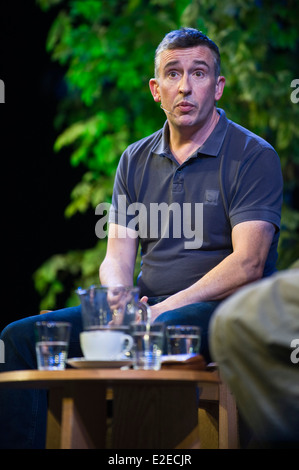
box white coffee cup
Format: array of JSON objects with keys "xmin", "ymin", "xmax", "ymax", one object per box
[{"xmin": 80, "ymin": 329, "xmax": 133, "ymax": 360}]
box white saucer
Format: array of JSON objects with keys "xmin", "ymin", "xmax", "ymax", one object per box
[{"xmin": 67, "ymin": 357, "xmax": 133, "ymax": 369}]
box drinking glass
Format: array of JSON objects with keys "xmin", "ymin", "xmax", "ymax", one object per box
[
  {"xmin": 130, "ymin": 322, "xmax": 164, "ymax": 370},
  {"xmin": 166, "ymin": 325, "xmax": 201, "ymax": 356},
  {"xmin": 35, "ymin": 321, "xmax": 71, "ymax": 370}
]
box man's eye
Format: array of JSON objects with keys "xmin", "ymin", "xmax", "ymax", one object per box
[
  {"xmin": 168, "ymin": 71, "xmax": 179, "ymax": 78},
  {"xmin": 194, "ymin": 70, "xmax": 204, "ymax": 77}
]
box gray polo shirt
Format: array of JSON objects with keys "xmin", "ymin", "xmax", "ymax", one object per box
[{"xmin": 110, "ymin": 108, "xmax": 283, "ymax": 297}]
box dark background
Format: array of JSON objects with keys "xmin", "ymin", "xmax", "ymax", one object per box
[{"xmin": 0, "ymin": 1, "xmax": 94, "ymax": 331}]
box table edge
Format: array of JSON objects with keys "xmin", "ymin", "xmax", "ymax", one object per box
[{"xmin": 0, "ymin": 368, "xmax": 220, "ymax": 388}]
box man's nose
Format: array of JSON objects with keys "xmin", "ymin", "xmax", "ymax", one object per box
[{"xmin": 178, "ymin": 73, "xmax": 192, "ymax": 94}]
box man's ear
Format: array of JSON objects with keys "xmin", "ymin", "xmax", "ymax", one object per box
[
  {"xmin": 149, "ymin": 78, "xmax": 160, "ymax": 102},
  {"xmin": 215, "ymin": 76, "xmax": 225, "ymax": 102}
]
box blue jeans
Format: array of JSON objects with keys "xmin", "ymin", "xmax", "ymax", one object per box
[{"xmin": 0, "ymin": 300, "xmax": 220, "ymax": 448}]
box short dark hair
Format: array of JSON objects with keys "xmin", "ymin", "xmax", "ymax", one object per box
[{"xmin": 154, "ymin": 27, "xmax": 221, "ymax": 78}]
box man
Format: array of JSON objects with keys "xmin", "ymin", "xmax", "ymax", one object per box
[
  {"xmin": 0, "ymin": 28, "xmax": 282, "ymax": 448},
  {"xmin": 209, "ymin": 261, "xmax": 299, "ymax": 448},
  {"xmin": 100, "ymin": 27, "xmax": 282, "ymax": 352}
]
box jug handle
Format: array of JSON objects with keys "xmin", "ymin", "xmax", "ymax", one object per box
[{"xmin": 137, "ymin": 301, "xmax": 152, "ymax": 322}]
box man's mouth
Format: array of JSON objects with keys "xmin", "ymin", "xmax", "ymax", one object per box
[{"xmin": 176, "ymin": 101, "xmax": 195, "ymax": 112}]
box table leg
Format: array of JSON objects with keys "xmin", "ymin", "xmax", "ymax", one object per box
[
  {"xmin": 47, "ymin": 383, "xmax": 107, "ymax": 449},
  {"xmin": 218, "ymin": 379, "xmax": 239, "ymax": 449},
  {"xmin": 47, "ymin": 387, "xmax": 64, "ymax": 449}
]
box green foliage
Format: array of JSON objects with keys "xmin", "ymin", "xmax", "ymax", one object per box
[
  {"xmin": 34, "ymin": 240, "xmax": 108, "ymax": 308},
  {"xmin": 34, "ymin": 0, "xmax": 299, "ymax": 308}
]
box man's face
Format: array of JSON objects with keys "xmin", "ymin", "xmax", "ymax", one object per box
[{"xmin": 149, "ymin": 46, "xmax": 225, "ymax": 130}]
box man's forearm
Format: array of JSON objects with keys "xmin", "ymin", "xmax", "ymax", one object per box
[
  {"xmin": 148, "ymin": 220, "xmax": 275, "ymax": 321},
  {"xmin": 149, "ymin": 250, "xmax": 265, "ymax": 321},
  {"xmin": 99, "ymin": 223, "xmax": 138, "ymax": 287},
  {"xmin": 99, "ymin": 256, "xmax": 134, "ymax": 287}
]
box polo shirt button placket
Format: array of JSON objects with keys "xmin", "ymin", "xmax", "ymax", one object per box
[{"xmin": 172, "ymin": 168, "xmax": 184, "ymax": 193}]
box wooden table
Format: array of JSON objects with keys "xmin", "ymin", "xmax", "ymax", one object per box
[{"xmin": 0, "ymin": 368, "xmax": 219, "ymax": 449}]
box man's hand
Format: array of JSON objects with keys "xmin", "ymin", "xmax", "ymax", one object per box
[
  {"xmin": 140, "ymin": 296, "xmax": 168, "ymax": 322},
  {"xmin": 107, "ymin": 286, "xmax": 128, "ymax": 325}
]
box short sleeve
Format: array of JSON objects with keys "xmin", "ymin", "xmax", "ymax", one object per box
[{"xmin": 229, "ymin": 144, "xmax": 283, "ymax": 231}]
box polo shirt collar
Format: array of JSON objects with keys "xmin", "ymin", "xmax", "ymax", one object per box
[{"xmin": 153, "ymin": 108, "xmax": 229, "ymax": 158}]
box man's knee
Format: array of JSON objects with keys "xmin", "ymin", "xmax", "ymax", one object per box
[{"xmin": 1, "ymin": 318, "xmax": 27, "ymax": 344}]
